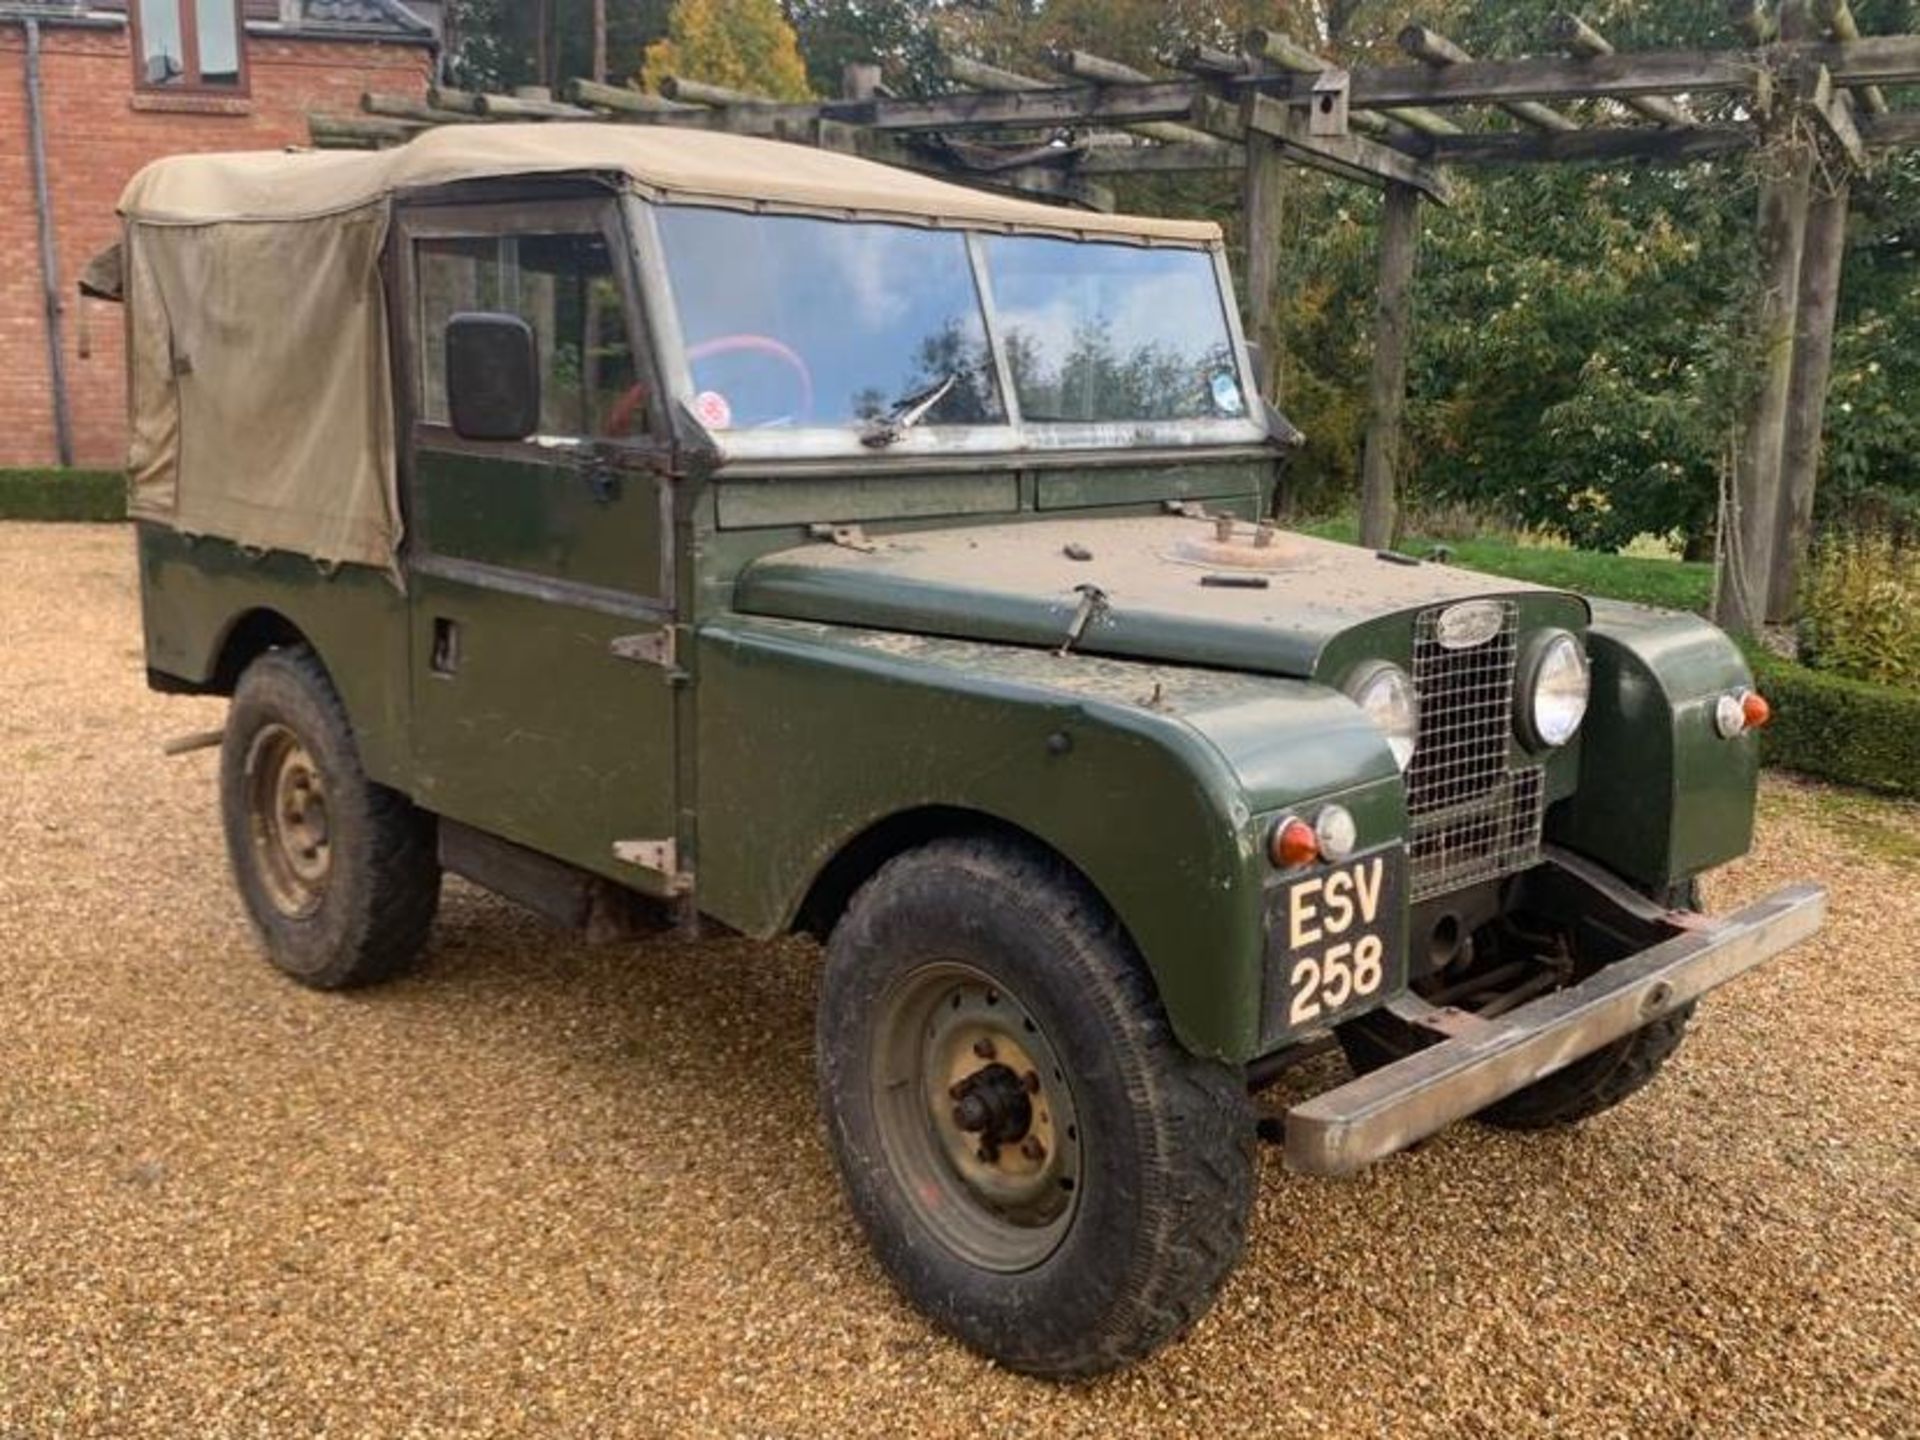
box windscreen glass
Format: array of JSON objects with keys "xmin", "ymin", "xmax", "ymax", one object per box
[
  {"xmin": 983, "ymin": 236, "xmax": 1245, "ymax": 423},
  {"xmin": 656, "ymin": 207, "xmax": 1003, "ymax": 431}
]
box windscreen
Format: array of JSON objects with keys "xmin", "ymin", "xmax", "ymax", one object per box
[
  {"xmin": 655, "ymin": 207, "xmax": 1003, "ymax": 431},
  {"xmin": 983, "ymin": 236, "xmax": 1245, "ymax": 424}
]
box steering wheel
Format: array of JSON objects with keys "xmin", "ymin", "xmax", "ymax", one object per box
[{"xmin": 686, "ymin": 333, "xmax": 815, "ymax": 425}]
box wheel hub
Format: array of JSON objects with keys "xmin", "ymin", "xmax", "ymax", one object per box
[
  {"xmin": 871, "ymin": 964, "xmax": 1082, "ymax": 1273},
  {"xmin": 949, "ymin": 1061, "xmax": 1033, "ymax": 1160},
  {"xmin": 244, "ymin": 723, "xmax": 333, "ymax": 918}
]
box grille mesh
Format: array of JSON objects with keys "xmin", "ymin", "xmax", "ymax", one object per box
[{"xmin": 1405, "ymin": 602, "xmax": 1546, "ymax": 900}]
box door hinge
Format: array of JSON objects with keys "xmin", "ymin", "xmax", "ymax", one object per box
[
  {"xmin": 610, "ymin": 628, "xmax": 676, "ymax": 667},
  {"xmin": 613, "ymin": 837, "xmax": 694, "ymax": 895},
  {"xmin": 808, "ymin": 522, "xmax": 878, "ymax": 553}
]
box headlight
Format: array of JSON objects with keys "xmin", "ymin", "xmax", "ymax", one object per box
[
  {"xmin": 1520, "ymin": 631, "xmax": 1590, "ymax": 749},
  {"xmin": 1347, "ymin": 662, "xmax": 1418, "ymax": 771}
]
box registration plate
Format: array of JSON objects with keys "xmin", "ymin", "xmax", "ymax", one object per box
[{"xmin": 1265, "ymin": 847, "xmax": 1407, "ymax": 1041}]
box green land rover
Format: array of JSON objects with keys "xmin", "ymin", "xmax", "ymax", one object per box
[{"xmin": 111, "ymin": 124, "xmax": 1825, "ymax": 1376}]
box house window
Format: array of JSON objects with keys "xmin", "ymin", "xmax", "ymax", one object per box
[{"xmin": 133, "ymin": 0, "xmax": 246, "ymax": 91}]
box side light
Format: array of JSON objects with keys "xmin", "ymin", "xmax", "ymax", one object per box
[
  {"xmin": 1716, "ymin": 688, "xmax": 1771, "ymax": 738},
  {"xmin": 1269, "ymin": 816, "xmax": 1320, "ymax": 869},
  {"xmin": 1314, "ymin": 805, "xmax": 1358, "ymax": 862}
]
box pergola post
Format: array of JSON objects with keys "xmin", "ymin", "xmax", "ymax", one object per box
[
  {"xmin": 1241, "ymin": 130, "xmax": 1286, "ymax": 400},
  {"xmin": 1767, "ymin": 173, "xmax": 1850, "ymax": 621},
  {"xmin": 1717, "ymin": 133, "xmax": 1814, "ymax": 634},
  {"xmin": 1359, "ymin": 181, "xmax": 1421, "ymax": 550}
]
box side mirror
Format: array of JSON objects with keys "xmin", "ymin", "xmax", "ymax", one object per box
[{"xmin": 445, "ymin": 312, "xmax": 539, "ymax": 442}]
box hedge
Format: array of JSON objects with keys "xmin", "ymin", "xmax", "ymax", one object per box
[
  {"xmin": 1746, "ymin": 648, "xmax": 1920, "ymax": 798},
  {"xmin": 0, "ymin": 468, "xmax": 126, "ymax": 522}
]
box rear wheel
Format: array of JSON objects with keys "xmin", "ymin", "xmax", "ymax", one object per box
[
  {"xmin": 816, "ymin": 837, "xmax": 1255, "ymax": 1378},
  {"xmin": 221, "ymin": 646, "xmax": 440, "ymax": 988}
]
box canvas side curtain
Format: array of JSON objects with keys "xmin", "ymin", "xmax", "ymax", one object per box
[{"xmin": 126, "ymin": 204, "xmax": 399, "ymax": 570}]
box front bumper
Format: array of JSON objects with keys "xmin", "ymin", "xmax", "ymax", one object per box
[{"xmin": 1284, "ymin": 878, "xmax": 1827, "ymax": 1176}]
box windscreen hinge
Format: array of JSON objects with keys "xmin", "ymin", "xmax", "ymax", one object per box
[{"xmin": 610, "ymin": 628, "xmax": 676, "ymax": 668}]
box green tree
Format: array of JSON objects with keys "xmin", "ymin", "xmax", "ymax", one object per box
[{"xmin": 641, "ymin": 0, "xmax": 813, "ymax": 99}]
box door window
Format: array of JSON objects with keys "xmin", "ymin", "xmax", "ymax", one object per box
[{"xmin": 417, "ymin": 231, "xmax": 646, "ymax": 440}]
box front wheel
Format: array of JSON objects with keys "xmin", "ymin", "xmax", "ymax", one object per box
[{"xmin": 816, "ymin": 837, "xmax": 1255, "ymax": 1379}]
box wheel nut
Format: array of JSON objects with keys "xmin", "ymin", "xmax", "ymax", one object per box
[
  {"xmin": 971, "ymin": 1038, "xmax": 996, "ymax": 1060},
  {"xmin": 1022, "ymin": 1069, "xmax": 1040, "ymax": 1094},
  {"xmin": 1020, "ymin": 1137, "xmax": 1046, "ymax": 1163},
  {"xmin": 976, "ymin": 1144, "xmax": 998, "ymax": 1164}
]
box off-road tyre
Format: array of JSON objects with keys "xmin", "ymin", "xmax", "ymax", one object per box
[
  {"xmin": 220, "ymin": 645, "xmax": 440, "ymax": 989},
  {"xmin": 816, "ymin": 836, "xmax": 1256, "ymax": 1379}
]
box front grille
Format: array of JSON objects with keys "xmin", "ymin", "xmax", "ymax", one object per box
[{"xmin": 1405, "ymin": 602, "xmax": 1545, "ymax": 900}]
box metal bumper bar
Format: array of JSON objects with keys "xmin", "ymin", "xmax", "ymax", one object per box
[{"xmin": 1284, "ymin": 881, "xmax": 1828, "ymax": 1177}]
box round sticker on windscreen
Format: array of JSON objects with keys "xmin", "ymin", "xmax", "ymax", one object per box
[
  {"xmin": 695, "ymin": 389, "xmax": 734, "ymax": 430},
  {"xmin": 1210, "ymin": 371, "xmax": 1245, "ymax": 415}
]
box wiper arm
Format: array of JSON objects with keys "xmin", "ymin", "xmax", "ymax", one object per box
[{"xmin": 860, "ymin": 371, "xmax": 961, "ymax": 448}]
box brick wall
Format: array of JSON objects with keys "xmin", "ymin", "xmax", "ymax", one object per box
[{"xmin": 0, "ymin": 22, "xmax": 431, "ymax": 467}]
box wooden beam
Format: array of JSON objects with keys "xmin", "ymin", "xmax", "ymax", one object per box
[
  {"xmin": 1039, "ymin": 48, "xmax": 1235, "ymax": 148},
  {"xmin": 1768, "ymin": 177, "xmax": 1850, "ymax": 621},
  {"xmin": 1801, "ymin": 63, "xmax": 1866, "ymax": 168},
  {"xmin": 309, "ymin": 113, "xmax": 417, "ymax": 147},
  {"xmin": 1239, "ymin": 46, "xmax": 1888, "ymax": 110},
  {"xmin": 1242, "ymin": 128, "xmax": 1286, "ymax": 401},
  {"xmin": 1813, "ymin": 0, "xmax": 1890, "ymax": 113},
  {"xmin": 860, "ymin": 81, "xmax": 1202, "ymax": 133},
  {"xmin": 472, "ymin": 90, "xmax": 596, "ymax": 119},
  {"xmin": 426, "ymin": 84, "xmax": 484, "ymax": 114},
  {"xmin": 362, "ymin": 91, "xmax": 485, "ymax": 124},
  {"xmin": 1244, "ymin": 27, "xmax": 1460, "ymax": 135},
  {"xmin": 1398, "ymin": 124, "xmax": 1753, "ymax": 166},
  {"xmin": 1244, "ymin": 93, "xmax": 1454, "ymax": 203},
  {"xmin": 1547, "ymin": 13, "xmax": 1693, "ymax": 126},
  {"xmin": 564, "ymin": 77, "xmax": 701, "ymax": 113},
  {"xmin": 1859, "ymin": 110, "xmax": 1920, "ymax": 147},
  {"xmin": 1360, "ymin": 182, "xmax": 1421, "ymax": 550},
  {"xmin": 1717, "ymin": 133, "xmax": 1814, "ymax": 633},
  {"xmin": 1075, "ymin": 141, "xmax": 1245, "ymax": 173},
  {"xmin": 660, "ymin": 76, "xmax": 770, "ymax": 107},
  {"xmin": 1166, "ymin": 44, "xmax": 1252, "ymax": 78},
  {"xmin": 1399, "ymin": 25, "xmax": 1577, "ymax": 131}
]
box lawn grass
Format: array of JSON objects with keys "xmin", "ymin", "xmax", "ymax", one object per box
[{"xmin": 1301, "ymin": 519, "xmax": 1714, "ymax": 613}]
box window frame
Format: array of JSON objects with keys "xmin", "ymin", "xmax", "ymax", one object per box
[
  {"xmin": 400, "ymin": 198, "xmax": 662, "ymax": 453},
  {"xmin": 630, "ymin": 197, "xmax": 1268, "ymax": 465},
  {"xmin": 128, "ymin": 0, "xmax": 251, "ymax": 97}
]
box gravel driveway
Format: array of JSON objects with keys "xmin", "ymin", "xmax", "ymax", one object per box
[{"xmin": 1, "ymin": 521, "xmax": 1914, "ymax": 1438}]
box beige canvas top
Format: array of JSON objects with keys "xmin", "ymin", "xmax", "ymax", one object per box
[
  {"xmin": 119, "ymin": 124, "xmax": 1219, "ymax": 574},
  {"xmin": 118, "ymin": 123, "xmax": 1222, "ymax": 243}
]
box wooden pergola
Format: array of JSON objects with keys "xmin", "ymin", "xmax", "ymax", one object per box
[{"xmin": 311, "ymin": 2, "xmax": 1920, "ymax": 635}]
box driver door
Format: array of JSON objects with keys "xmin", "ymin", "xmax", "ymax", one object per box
[{"xmin": 398, "ymin": 198, "xmax": 681, "ymax": 892}]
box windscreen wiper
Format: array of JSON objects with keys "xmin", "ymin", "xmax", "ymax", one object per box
[{"xmin": 860, "ymin": 371, "xmax": 960, "ymax": 448}]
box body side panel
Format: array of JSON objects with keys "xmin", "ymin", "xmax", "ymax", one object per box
[
  {"xmin": 694, "ymin": 616, "xmax": 1403, "ymax": 1062},
  {"xmin": 136, "ymin": 524, "xmax": 412, "ymax": 784}
]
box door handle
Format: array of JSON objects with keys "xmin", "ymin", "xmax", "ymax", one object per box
[{"xmin": 431, "ymin": 616, "xmax": 461, "ymax": 675}]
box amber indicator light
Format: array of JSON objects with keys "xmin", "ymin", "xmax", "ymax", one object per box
[{"xmin": 1269, "ymin": 816, "xmax": 1320, "ymax": 869}]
